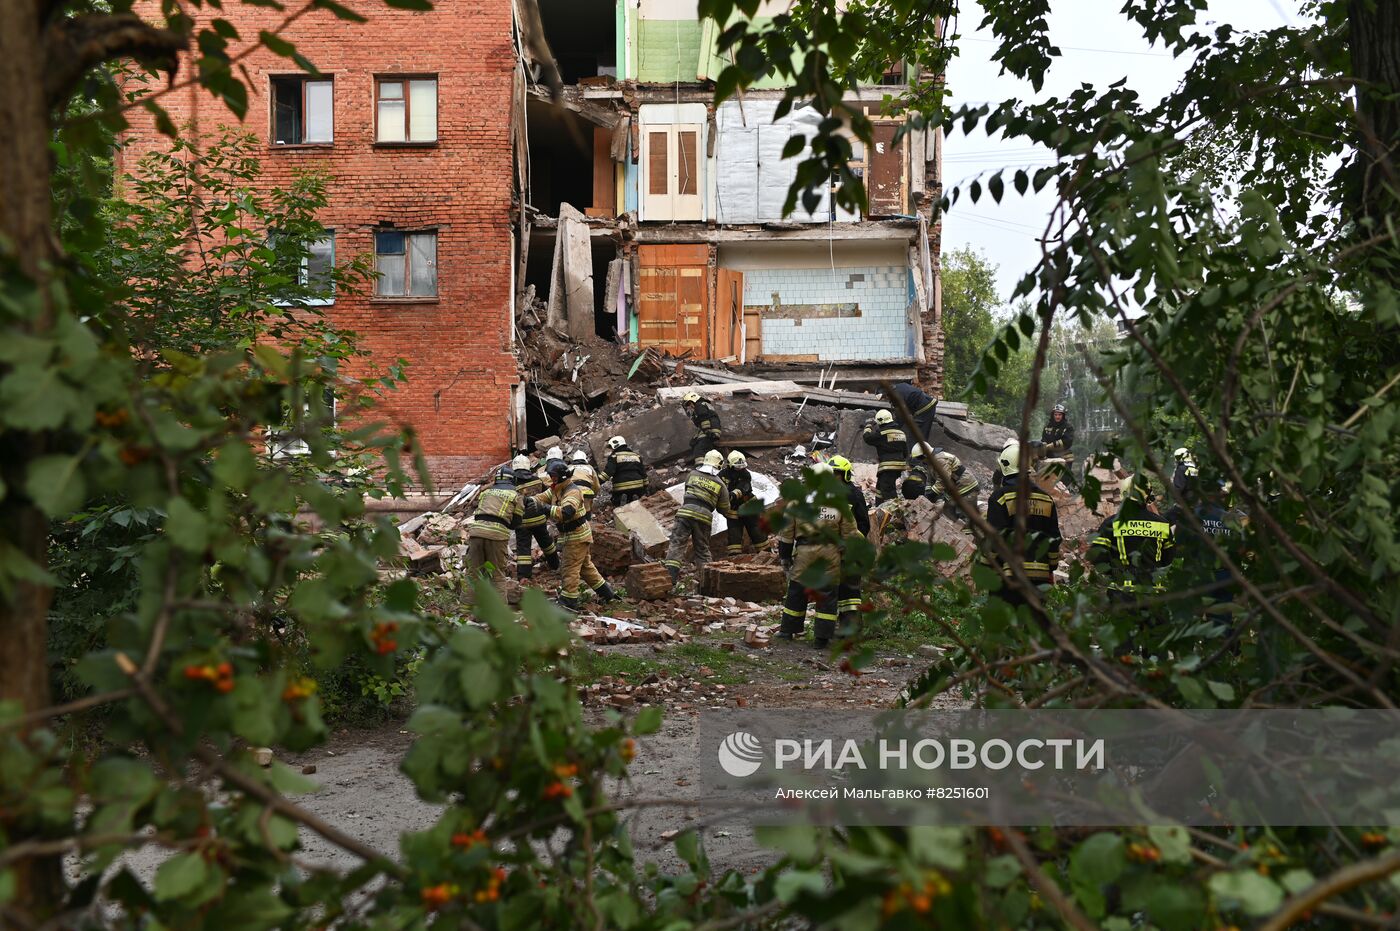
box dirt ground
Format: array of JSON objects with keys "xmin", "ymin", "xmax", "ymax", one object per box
[{"xmin": 276, "ymin": 630, "xmax": 958, "ymax": 878}]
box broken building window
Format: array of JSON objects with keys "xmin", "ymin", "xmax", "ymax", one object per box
[
  {"xmin": 303, "ymin": 234, "xmax": 336, "ymax": 304},
  {"xmin": 375, "ymin": 230, "xmax": 437, "ymax": 298},
  {"xmin": 271, "ymin": 76, "xmax": 334, "ymax": 145},
  {"xmin": 375, "ymin": 77, "xmax": 438, "ymax": 143}
]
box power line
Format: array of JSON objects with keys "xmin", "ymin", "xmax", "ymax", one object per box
[{"xmin": 958, "ymin": 35, "xmax": 1174, "ymax": 59}]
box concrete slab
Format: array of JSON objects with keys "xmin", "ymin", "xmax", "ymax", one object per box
[
  {"xmin": 584, "ymin": 404, "xmax": 697, "ymax": 467},
  {"xmin": 656, "ymin": 381, "xmax": 805, "ymax": 402}
]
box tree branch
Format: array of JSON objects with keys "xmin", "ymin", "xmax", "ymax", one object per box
[{"xmin": 43, "ymin": 13, "xmax": 185, "ymax": 109}]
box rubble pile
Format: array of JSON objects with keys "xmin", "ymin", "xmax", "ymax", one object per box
[
  {"xmin": 579, "ymin": 670, "xmax": 729, "ymax": 709},
  {"xmin": 698, "ymin": 556, "xmax": 787, "ymax": 602},
  {"xmin": 570, "ymin": 616, "xmax": 689, "ymax": 644}
]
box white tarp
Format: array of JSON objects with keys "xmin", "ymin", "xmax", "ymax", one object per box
[{"xmin": 664, "ymin": 470, "xmax": 780, "ymax": 535}]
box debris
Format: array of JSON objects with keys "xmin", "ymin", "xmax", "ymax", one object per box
[
  {"xmin": 301, "ymin": 764, "xmax": 318, "ymax": 775},
  {"xmin": 591, "ymin": 525, "xmax": 635, "ymax": 575},
  {"xmin": 254, "ymin": 747, "xmax": 274, "ymax": 767},
  {"xmin": 625, "ymin": 563, "xmax": 674, "ymax": 600},
  {"xmin": 416, "ymin": 513, "xmax": 464, "ymax": 547},
  {"xmin": 699, "ymin": 557, "xmax": 787, "ymax": 602},
  {"xmin": 614, "ymin": 498, "xmax": 673, "ymax": 556},
  {"xmin": 744, "ymin": 625, "xmax": 772, "ymax": 648},
  {"xmin": 656, "ymin": 381, "xmax": 807, "ymax": 402}
]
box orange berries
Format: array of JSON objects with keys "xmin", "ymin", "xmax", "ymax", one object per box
[
  {"xmin": 553, "ymin": 762, "xmax": 579, "ymax": 779},
  {"xmin": 1361, "ymin": 831, "xmax": 1388, "ymax": 847},
  {"xmin": 1118, "ymin": 654, "xmax": 1138, "ymax": 665},
  {"xmin": 451, "ymin": 828, "xmax": 488, "ymax": 850},
  {"xmin": 542, "ymin": 781, "xmax": 573, "ymax": 800},
  {"xmin": 839, "ymin": 658, "xmax": 862, "ymax": 677},
  {"xmin": 94, "ymin": 408, "xmax": 129, "ymax": 429},
  {"xmin": 986, "ymin": 827, "xmax": 1006, "ymax": 849},
  {"xmin": 370, "ymin": 622, "xmax": 399, "ymax": 655},
  {"xmin": 420, "ymin": 883, "xmax": 455, "ymax": 908},
  {"xmin": 183, "ymin": 662, "xmax": 235, "ymax": 693},
  {"xmin": 473, "ymin": 867, "xmax": 506, "ymax": 903},
  {"xmin": 118, "ymin": 446, "xmax": 151, "ymax": 466},
  {"xmin": 1128, "ymin": 842, "xmax": 1161, "ymax": 864},
  {"xmin": 620, "ymin": 738, "xmax": 636, "ymax": 764},
  {"xmin": 282, "ymin": 677, "xmax": 317, "ymax": 702},
  {"xmin": 880, "ymin": 873, "xmax": 951, "ymax": 917}
]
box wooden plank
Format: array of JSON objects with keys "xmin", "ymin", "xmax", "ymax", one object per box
[
  {"xmin": 868, "ymin": 122, "xmax": 904, "ymax": 217},
  {"xmin": 656, "ymin": 381, "xmax": 806, "ymax": 402},
  {"xmin": 726, "ymin": 434, "xmax": 808, "ymax": 449},
  {"xmin": 763, "ymin": 353, "xmax": 821, "ymax": 363}
]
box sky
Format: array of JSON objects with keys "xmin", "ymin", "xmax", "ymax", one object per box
[{"xmin": 941, "ymin": 0, "xmax": 1305, "ymax": 302}]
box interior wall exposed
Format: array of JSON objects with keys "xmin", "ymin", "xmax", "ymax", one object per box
[
  {"xmin": 538, "ymin": 0, "xmax": 617, "ymax": 83},
  {"xmin": 526, "ymin": 99, "xmax": 596, "ymax": 215}
]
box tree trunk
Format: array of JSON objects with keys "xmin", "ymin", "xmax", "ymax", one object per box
[
  {"xmin": 0, "ymin": 0, "xmax": 65, "ymax": 920},
  {"xmin": 1347, "ymin": 1, "xmax": 1400, "ymax": 235}
]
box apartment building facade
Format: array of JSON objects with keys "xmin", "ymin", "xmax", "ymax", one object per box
[
  {"xmin": 118, "ymin": 2, "xmax": 523, "ymax": 487},
  {"xmin": 118, "ymin": 0, "xmax": 942, "ymax": 486},
  {"xmin": 526, "ymin": 0, "xmax": 943, "ymax": 384}
]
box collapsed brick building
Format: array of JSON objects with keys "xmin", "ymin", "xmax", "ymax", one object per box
[{"xmin": 117, "ymin": 0, "xmax": 943, "ymax": 490}]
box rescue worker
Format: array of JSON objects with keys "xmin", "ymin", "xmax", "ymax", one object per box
[
  {"xmin": 1170, "ymin": 447, "xmax": 1200, "ymax": 509},
  {"xmin": 982, "ymin": 442, "xmax": 1063, "ymax": 613},
  {"xmin": 1040, "ymin": 404, "xmax": 1075, "ymax": 455},
  {"xmin": 681, "ymin": 392, "xmax": 722, "ymax": 465},
  {"xmin": 777, "ymin": 463, "xmax": 859, "ymax": 648},
  {"xmin": 512, "ymin": 454, "xmax": 559, "ymax": 579},
  {"xmin": 1088, "ymin": 474, "xmax": 1176, "ymax": 597},
  {"xmin": 902, "ymin": 442, "xmax": 935, "ymax": 500},
  {"xmin": 861, "ymin": 409, "xmax": 907, "ymax": 503},
  {"xmin": 870, "ymin": 477, "xmax": 924, "ymax": 549},
  {"xmin": 663, "ymin": 449, "xmax": 731, "ymax": 584},
  {"xmin": 828, "ymin": 455, "xmax": 870, "ymax": 632},
  {"xmin": 542, "ymin": 445, "xmax": 566, "ymax": 474},
  {"xmin": 891, "ymin": 381, "xmax": 940, "ymax": 446},
  {"xmin": 928, "ymin": 448, "xmax": 980, "ymax": 524},
  {"xmin": 570, "ymin": 449, "xmax": 601, "ymax": 513},
  {"xmin": 1174, "ymin": 478, "xmax": 1246, "ymax": 610},
  {"xmin": 533, "ymin": 460, "xmax": 618, "ymax": 611},
  {"xmin": 466, "ymin": 467, "xmax": 525, "ymax": 598},
  {"xmin": 601, "ymin": 435, "xmax": 647, "ymax": 505},
  {"xmin": 720, "ymin": 450, "xmax": 767, "ymax": 556}
]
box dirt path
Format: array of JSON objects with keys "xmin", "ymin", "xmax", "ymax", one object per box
[{"xmin": 278, "ymin": 634, "xmax": 952, "ymax": 876}]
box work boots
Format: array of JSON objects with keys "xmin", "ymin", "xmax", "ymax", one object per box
[
  {"xmin": 545, "ymin": 552, "xmax": 561, "ymax": 571},
  {"xmin": 557, "ymin": 593, "xmax": 580, "ymax": 613},
  {"xmin": 517, "ymin": 564, "xmax": 533, "ymax": 580},
  {"xmin": 666, "ymin": 565, "xmax": 680, "ymax": 584},
  {"xmin": 593, "ymin": 582, "xmax": 621, "ymax": 603}
]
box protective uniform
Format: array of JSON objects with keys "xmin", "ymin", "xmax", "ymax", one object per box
[
  {"xmin": 928, "ymin": 450, "xmax": 981, "ymax": 524},
  {"xmin": 891, "ymin": 382, "xmax": 940, "ymax": 446},
  {"xmin": 533, "ymin": 463, "xmax": 617, "ymax": 610},
  {"xmin": 683, "ymin": 394, "xmax": 723, "ymax": 465},
  {"xmin": 602, "ymin": 437, "xmax": 647, "ymax": 505},
  {"xmin": 720, "ymin": 451, "xmax": 767, "ymax": 556},
  {"xmin": 1173, "ymin": 480, "xmax": 1245, "ymax": 608},
  {"xmin": 1040, "ymin": 405, "xmax": 1075, "ymax": 454},
  {"xmin": 664, "ymin": 452, "xmax": 731, "ymax": 582},
  {"xmin": 1170, "ymin": 448, "xmax": 1200, "ymax": 508},
  {"xmin": 862, "ymin": 410, "xmax": 907, "ymax": 503},
  {"xmin": 829, "ymin": 456, "xmax": 870, "ymax": 630},
  {"xmin": 512, "ymin": 455, "xmax": 559, "ymax": 579},
  {"xmin": 982, "ymin": 443, "xmax": 1063, "ymax": 611},
  {"xmin": 1088, "ymin": 477, "xmax": 1176, "ymax": 595},
  {"xmin": 777, "ymin": 466, "xmax": 859, "ymax": 647},
  {"xmin": 902, "ymin": 443, "xmax": 934, "ymax": 500},
  {"xmin": 467, "ymin": 470, "xmax": 525, "ymax": 597},
  {"xmin": 570, "ymin": 451, "xmax": 601, "ymax": 513}
]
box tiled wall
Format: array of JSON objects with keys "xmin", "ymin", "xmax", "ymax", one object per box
[{"xmin": 743, "ymin": 265, "xmax": 916, "ymax": 361}]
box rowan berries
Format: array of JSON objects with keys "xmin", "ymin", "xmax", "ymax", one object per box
[
  {"xmin": 542, "ymin": 781, "xmax": 573, "ymax": 800},
  {"xmin": 183, "ymin": 661, "xmax": 235, "ymax": 693},
  {"xmin": 1361, "ymin": 831, "xmax": 1388, "ymax": 847},
  {"xmin": 451, "ymin": 828, "xmax": 487, "ymax": 849},
  {"xmin": 1128, "ymin": 842, "xmax": 1161, "ymax": 864},
  {"xmin": 553, "ymin": 762, "xmax": 579, "ymax": 779},
  {"xmin": 282, "ymin": 677, "xmax": 317, "ymax": 702},
  {"xmin": 620, "ymin": 738, "xmax": 636, "ymax": 763},
  {"xmin": 95, "ymin": 409, "xmax": 129, "ymax": 429},
  {"xmin": 370, "ymin": 622, "xmax": 400, "ymax": 655},
  {"xmin": 420, "ymin": 883, "xmax": 455, "ymax": 908}
]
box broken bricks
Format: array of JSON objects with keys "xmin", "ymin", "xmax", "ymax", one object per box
[
  {"xmin": 698, "ymin": 557, "xmax": 787, "ymax": 602},
  {"xmin": 744, "ymin": 625, "xmax": 772, "ymax": 648},
  {"xmin": 625, "ymin": 563, "xmax": 674, "ymax": 601}
]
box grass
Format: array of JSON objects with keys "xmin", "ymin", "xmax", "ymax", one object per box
[
  {"xmin": 569, "ymin": 636, "xmax": 813, "ymax": 687},
  {"xmin": 860, "ymin": 585, "xmax": 982, "ymax": 655}
]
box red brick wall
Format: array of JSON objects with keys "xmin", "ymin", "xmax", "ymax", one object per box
[{"xmin": 118, "ymin": 1, "xmax": 520, "ymax": 489}]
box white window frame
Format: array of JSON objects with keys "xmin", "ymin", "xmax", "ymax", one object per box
[
  {"xmin": 301, "ymin": 233, "xmax": 336, "ymax": 306},
  {"xmin": 267, "ymin": 390, "xmax": 337, "ymax": 460},
  {"xmin": 374, "ymin": 229, "xmax": 438, "ymax": 299},
  {"xmin": 270, "ymin": 75, "xmax": 334, "ymax": 145},
  {"xmin": 375, "ymin": 76, "xmax": 438, "ymax": 144},
  {"xmin": 641, "ymin": 123, "xmax": 704, "ymax": 221}
]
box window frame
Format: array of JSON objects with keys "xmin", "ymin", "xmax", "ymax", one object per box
[
  {"xmin": 372, "ymin": 228, "xmax": 439, "ymax": 301},
  {"xmin": 269, "ymin": 74, "xmax": 335, "ymax": 147},
  {"xmin": 373, "ymin": 74, "xmax": 440, "ymax": 146},
  {"xmin": 300, "ymin": 233, "xmax": 336, "ymax": 306}
]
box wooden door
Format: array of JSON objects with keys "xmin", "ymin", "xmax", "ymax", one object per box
[
  {"xmin": 714, "ymin": 268, "xmax": 744, "ymax": 361},
  {"xmin": 868, "ymin": 122, "xmax": 904, "ymax": 216},
  {"xmin": 642, "ymin": 125, "xmax": 703, "ymax": 221},
  {"xmin": 742, "ymin": 305, "xmax": 762, "ymax": 363},
  {"xmin": 637, "ymin": 244, "xmax": 710, "ymax": 356}
]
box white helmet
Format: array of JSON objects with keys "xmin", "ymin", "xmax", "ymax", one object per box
[
  {"xmin": 511, "ymin": 454, "xmax": 530, "ymax": 471},
  {"xmin": 910, "ymin": 442, "xmax": 933, "ymax": 460},
  {"xmin": 570, "ymin": 450, "xmax": 588, "ymax": 464},
  {"xmin": 874, "ymin": 410, "xmax": 894, "ymax": 425},
  {"xmin": 607, "ymin": 436, "xmax": 627, "ymax": 450},
  {"xmin": 545, "ymin": 445, "xmax": 563, "ymax": 462},
  {"xmin": 1174, "ymin": 447, "xmax": 1191, "ymax": 462},
  {"xmin": 727, "ymin": 450, "xmax": 747, "ymax": 468},
  {"xmin": 682, "ymin": 392, "xmax": 701, "ymax": 404},
  {"xmin": 998, "ymin": 443, "xmax": 1021, "ymax": 476},
  {"xmin": 702, "ymin": 449, "xmax": 724, "ymax": 470},
  {"xmin": 809, "ymin": 462, "xmax": 834, "ymax": 476}
]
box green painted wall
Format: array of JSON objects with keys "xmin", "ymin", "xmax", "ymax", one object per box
[{"xmin": 635, "ymin": 19, "xmax": 704, "ymax": 82}]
